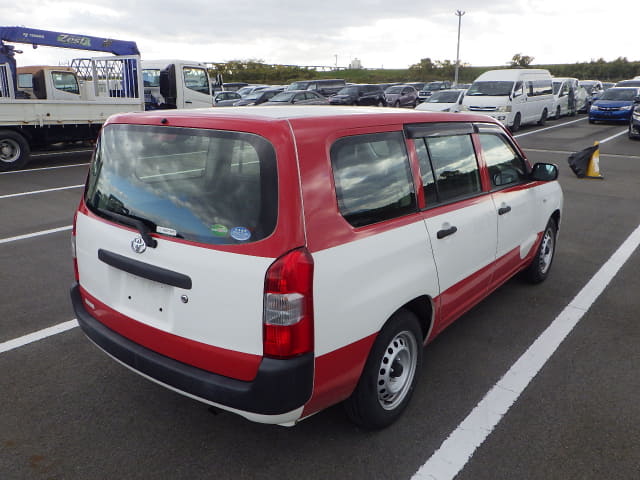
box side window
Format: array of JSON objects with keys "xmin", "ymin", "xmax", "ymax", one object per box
[
  {"xmin": 183, "ymin": 67, "xmax": 210, "ymax": 94},
  {"xmin": 413, "ymin": 134, "xmax": 481, "ymax": 204},
  {"xmin": 479, "ymin": 133, "xmax": 528, "ymax": 188},
  {"xmin": 331, "ymin": 132, "xmax": 416, "ymax": 227},
  {"xmin": 52, "ymin": 72, "xmax": 79, "ymax": 94}
]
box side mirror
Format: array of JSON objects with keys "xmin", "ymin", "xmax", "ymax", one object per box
[
  {"xmin": 634, "ymin": 96, "xmax": 640, "ymax": 104},
  {"xmin": 530, "ymin": 162, "xmax": 558, "ymax": 182}
]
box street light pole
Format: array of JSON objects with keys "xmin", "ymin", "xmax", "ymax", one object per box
[{"xmin": 454, "ymin": 10, "xmax": 465, "ymax": 86}]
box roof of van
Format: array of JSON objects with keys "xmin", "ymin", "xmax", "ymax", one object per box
[{"xmin": 474, "ymin": 69, "xmax": 552, "ymax": 81}]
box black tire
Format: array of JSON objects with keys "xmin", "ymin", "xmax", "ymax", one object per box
[
  {"xmin": 344, "ymin": 309, "xmax": 423, "ymax": 430},
  {"xmin": 377, "ymin": 99, "xmax": 385, "ymax": 107},
  {"xmin": 589, "ymin": 118, "xmax": 595, "ymax": 124},
  {"xmin": 0, "ymin": 130, "xmax": 30, "ymax": 171},
  {"xmin": 524, "ymin": 218, "xmax": 557, "ymax": 284},
  {"xmin": 510, "ymin": 113, "xmax": 521, "ymax": 132},
  {"xmin": 394, "ymin": 101, "xmax": 400, "ymax": 108},
  {"xmin": 537, "ymin": 108, "xmax": 548, "ymax": 126}
]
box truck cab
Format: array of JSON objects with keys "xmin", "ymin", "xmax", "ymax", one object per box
[
  {"xmin": 16, "ymin": 66, "xmax": 83, "ymax": 101},
  {"xmin": 142, "ymin": 60, "xmax": 213, "ymax": 110}
]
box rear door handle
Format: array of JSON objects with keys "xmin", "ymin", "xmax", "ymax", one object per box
[
  {"xmin": 437, "ymin": 225, "xmax": 458, "ymax": 239},
  {"xmin": 498, "ymin": 205, "xmax": 512, "ymax": 215}
]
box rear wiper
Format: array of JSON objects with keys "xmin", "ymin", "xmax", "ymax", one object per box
[{"xmin": 96, "ymin": 207, "xmax": 158, "ymax": 248}]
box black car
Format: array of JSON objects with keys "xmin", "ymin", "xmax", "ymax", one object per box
[
  {"xmin": 234, "ymin": 87, "xmax": 285, "ymax": 106},
  {"xmin": 630, "ymin": 104, "xmax": 640, "ymax": 139},
  {"xmin": 329, "ymin": 84, "xmax": 386, "ymax": 106}
]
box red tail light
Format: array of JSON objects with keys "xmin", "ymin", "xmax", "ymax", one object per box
[
  {"xmin": 71, "ymin": 209, "xmax": 79, "ymax": 282},
  {"xmin": 263, "ymin": 248, "xmax": 314, "ymax": 359}
]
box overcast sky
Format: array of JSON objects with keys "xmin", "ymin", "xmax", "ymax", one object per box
[{"xmin": 4, "ymin": 0, "xmax": 638, "ymax": 70}]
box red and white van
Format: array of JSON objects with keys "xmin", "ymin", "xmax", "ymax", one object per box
[{"xmin": 70, "ymin": 106, "xmax": 563, "ymax": 429}]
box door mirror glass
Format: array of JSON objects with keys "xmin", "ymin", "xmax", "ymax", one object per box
[{"xmin": 530, "ymin": 162, "xmax": 558, "ymax": 181}]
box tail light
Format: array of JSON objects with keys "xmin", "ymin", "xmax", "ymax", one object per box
[
  {"xmin": 71, "ymin": 209, "xmax": 79, "ymax": 282},
  {"xmin": 263, "ymin": 248, "xmax": 314, "ymax": 359}
]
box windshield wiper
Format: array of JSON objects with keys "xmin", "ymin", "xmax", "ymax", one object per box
[{"xmin": 96, "ymin": 207, "xmax": 158, "ymax": 248}]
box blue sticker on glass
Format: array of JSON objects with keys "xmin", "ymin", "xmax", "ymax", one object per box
[{"xmin": 230, "ymin": 226, "xmax": 251, "ymax": 241}]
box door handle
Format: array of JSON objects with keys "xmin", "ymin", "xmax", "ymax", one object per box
[
  {"xmin": 185, "ymin": 100, "xmax": 193, "ymax": 104},
  {"xmin": 437, "ymin": 225, "xmax": 458, "ymax": 239},
  {"xmin": 498, "ymin": 205, "xmax": 511, "ymax": 215}
]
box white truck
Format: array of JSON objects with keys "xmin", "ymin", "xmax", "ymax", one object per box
[
  {"xmin": 0, "ymin": 26, "xmax": 144, "ymax": 171},
  {"xmin": 142, "ymin": 60, "xmax": 214, "ymax": 110}
]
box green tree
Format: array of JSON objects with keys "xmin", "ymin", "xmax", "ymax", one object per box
[{"xmin": 510, "ymin": 54, "xmax": 535, "ymax": 67}]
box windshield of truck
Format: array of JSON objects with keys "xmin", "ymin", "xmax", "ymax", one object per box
[
  {"xmin": 85, "ymin": 125, "xmax": 278, "ymax": 245},
  {"xmin": 466, "ymin": 81, "xmax": 514, "ymax": 96},
  {"xmin": 599, "ymin": 88, "xmax": 638, "ymax": 101},
  {"xmin": 427, "ymin": 90, "xmax": 460, "ymax": 103}
]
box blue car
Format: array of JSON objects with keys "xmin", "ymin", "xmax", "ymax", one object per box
[{"xmin": 588, "ymin": 87, "xmax": 640, "ymax": 124}]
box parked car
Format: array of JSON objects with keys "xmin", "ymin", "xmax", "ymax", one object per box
[
  {"xmin": 406, "ymin": 82, "xmax": 427, "ymax": 92},
  {"xmin": 551, "ymin": 78, "xmax": 589, "ymax": 118},
  {"xmin": 71, "ymin": 106, "xmax": 562, "ymax": 429},
  {"xmin": 417, "ymin": 81, "xmax": 452, "ymax": 102},
  {"xmin": 262, "ymin": 90, "xmax": 329, "ymax": 105},
  {"xmin": 615, "ymin": 79, "xmax": 640, "ymax": 88},
  {"xmin": 415, "ymin": 89, "xmax": 466, "ymax": 112},
  {"xmin": 589, "ymin": 87, "xmax": 640, "ymax": 123},
  {"xmin": 329, "ymin": 84, "xmax": 386, "ymax": 106},
  {"xmin": 602, "ymin": 82, "xmax": 615, "ymax": 91},
  {"xmin": 236, "ymin": 85, "xmax": 269, "ymax": 97},
  {"xmin": 384, "ymin": 84, "xmax": 419, "ymax": 108},
  {"xmin": 233, "ymin": 87, "xmax": 285, "ymax": 106},
  {"xmin": 579, "ymin": 80, "xmax": 604, "ymax": 101},
  {"xmin": 220, "ymin": 82, "xmax": 249, "ymax": 92},
  {"xmin": 629, "ymin": 104, "xmax": 640, "ymax": 139},
  {"xmin": 213, "ymin": 90, "xmax": 242, "ymax": 106},
  {"xmin": 285, "ymin": 79, "xmax": 346, "ymax": 97}
]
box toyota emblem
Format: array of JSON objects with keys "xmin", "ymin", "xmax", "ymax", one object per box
[{"xmin": 131, "ymin": 236, "xmax": 147, "ymax": 254}]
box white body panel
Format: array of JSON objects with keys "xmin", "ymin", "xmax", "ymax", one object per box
[
  {"xmin": 76, "ymin": 213, "xmax": 272, "ymax": 356},
  {"xmin": 312, "ymin": 221, "xmax": 439, "ymax": 356},
  {"xmin": 423, "ymin": 197, "xmax": 498, "ymax": 292}
]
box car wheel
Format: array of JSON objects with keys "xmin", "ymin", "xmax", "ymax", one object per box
[
  {"xmin": 537, "ymin": 108, "xmax": 548, "ymax": 126},
  {"xmin": 510, "ymin": 113, "xmax": 521, "ymax": 132},
  {"xmin": 344, "ymin": 309, "xmax": 423, "ymax": 430},
  {"xmin": 0, "ymin": 130, "xmax": 30, "ymax": 172},
  {"xmin": 524, "ymin": 218, "xmax": 557, "ymax": 284},
  {"xmin": 394, "ymin": 101, "xmax": 400, "ymax": 108},
  {"xmin": 589, "ymin": 118, "xmax": 595, "ymax": 124},
  {"xmin": 377, "ymin": 100, "xmax": 385, "ymax": 107}
]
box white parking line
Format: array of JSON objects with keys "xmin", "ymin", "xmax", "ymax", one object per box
[
  {"xmin": 0, "ymin": 320, "xmax": 78, "ymax": 354},
  {"xmin": 513, "ymin": 117, "xmax": 587, "ymax": 138},
  {"xmin": 0, "ymin": 225, "xmax": 72, "ymax": 244},
  {"xmin": 0, "ymin": 184, "xmax": 84, "ymax": 199},
  {"xmin": 598, "ymin": 129, "xmax": 628, "ymax": 144},
  {"xmin": 0, "ymin": 162, "xmax": 89, "ymax": 175},
  {"xmin": 412, "ymin": 223, "xmax": 640, "ymax": 480}
]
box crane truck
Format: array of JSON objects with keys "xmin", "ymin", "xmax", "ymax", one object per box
[{"xmin": 0, "ymin": 26, "xmax": 144, "ymax": 171}]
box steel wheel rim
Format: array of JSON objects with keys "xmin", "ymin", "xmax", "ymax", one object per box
[
  {"xmin": 0, "ymin": 138, "xmax": 20, "ymax": 164},
  {"xmin": 539, "ymin": 228, "xmax": 555, "ymax": 274},
  {"xmin": 377, "ymin": 330, "xmax": 418, "ymax": 410}
]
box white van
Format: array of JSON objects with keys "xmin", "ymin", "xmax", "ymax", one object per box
[
  {"xmin": 551, "ymin": 77, "xmax": 589, "ymax": 118},
  {"xmin": 461, "ymin": 69, "xmax": 555, "ymax": 131}
]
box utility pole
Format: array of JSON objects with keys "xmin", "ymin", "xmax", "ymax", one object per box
[{"xmin": 454, "ymin": 10, "xmax": 465, "ymax": 86}]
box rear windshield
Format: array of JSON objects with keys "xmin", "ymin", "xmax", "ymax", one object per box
[{"xmin": 85, "ymin": 124, "xmax": 278, "ymax": 245}]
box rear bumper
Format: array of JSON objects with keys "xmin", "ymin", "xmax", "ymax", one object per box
[{"xmin": 70, "ymin": 283, "xmax": 314, "ymax": 417}]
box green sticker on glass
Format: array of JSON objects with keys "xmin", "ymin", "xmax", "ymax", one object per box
[{"xmin": 211, "ymin": 224, "xmax": 229, "ymax": 237}]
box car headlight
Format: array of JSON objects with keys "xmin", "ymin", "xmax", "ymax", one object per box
[
  {"xmin": 621, "ymin": 105, "xmax": 633, "ymax": 111},
  {"xmin": 495, "ymin": 106, "xmax": 512, "ymax": 112},
  {"xmin": 590, "ymin": 105, "xmax": 599, "ymax": 111},
  {"xmin": 460, "ymin": 105, "xmax": 470, "ymax": 111}
]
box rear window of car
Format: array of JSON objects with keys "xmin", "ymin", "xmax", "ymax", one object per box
[{"xmin": 85, "ymin": 124, "xmax": 278, "ymax": 245}]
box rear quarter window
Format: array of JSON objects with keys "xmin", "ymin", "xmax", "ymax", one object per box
[{"xmin": 330, "ymin": 131, "xmax": 416, "ymax": 227}]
